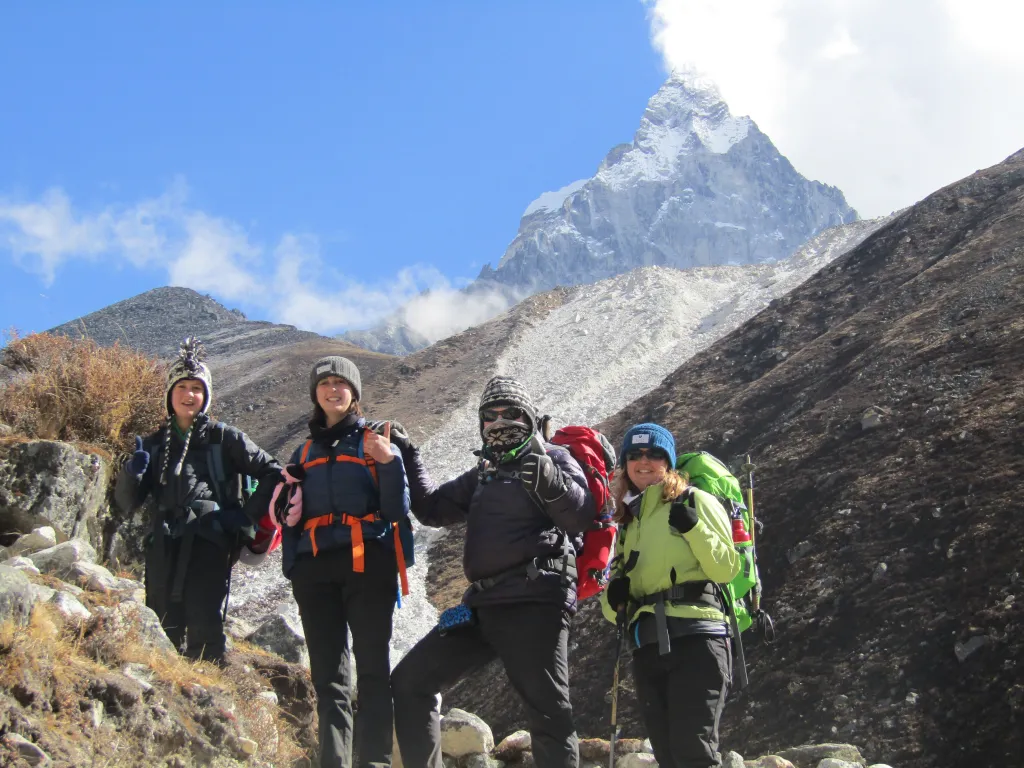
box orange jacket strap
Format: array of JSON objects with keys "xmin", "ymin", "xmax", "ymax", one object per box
[
  {"xmin": 299, "ymin": 440, "xmax": 313, "ymax": 465},
  {"xmin": 394, "ymin": 525, "xmax": 410, "ymax": 596},
  {"xmin": 302, "ymin": 513, "xmax": 334, "ymax": 557}
]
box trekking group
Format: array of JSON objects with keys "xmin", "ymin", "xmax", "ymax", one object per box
[{"xmin": 116, "ymin": 338, "xmax": 768, "ymax": 768}]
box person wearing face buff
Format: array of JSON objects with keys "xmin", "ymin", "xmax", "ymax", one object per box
[
  {"xmin": 600, "ymin": 424, "xmax": 740, "ymax": 768},
  {"xmin": 389, "ymin": 376, "xmax": 596, "ymax": 768}
]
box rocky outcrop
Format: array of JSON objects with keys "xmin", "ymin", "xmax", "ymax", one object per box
[
  {"xmin": 0, "ymin": 524, "xmax": 316, "ymax": 768},
  {"xmin": 0, "ymin": 440, "xmax": 110, "ymax": 551}
]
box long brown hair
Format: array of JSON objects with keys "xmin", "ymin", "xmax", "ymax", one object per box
[{"xmin": 611, "ymin": 465, "xmax": 688, "ymax": 525}]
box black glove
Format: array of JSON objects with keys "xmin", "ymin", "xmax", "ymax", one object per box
[
  {"xmin": 606, "ymin": 576, "xmax": 631, "ymax": 613},
  {"xmin": 219, "ymin": 506, "xmax": 252, "ymax": 534},
  {"xmin": 520, "ymin": 452, "xmax": 568, "ymax": 502},
  {"xmin": 127, "ymin": 435, "xmax": 150, "ymax": 475},
  {"xmin": 668, "ymin": 497, "xmax": 699, "ymax": 534},
  {"xmin": 368, "ymin": 419, "xmax": 415, "ymax": 453}
]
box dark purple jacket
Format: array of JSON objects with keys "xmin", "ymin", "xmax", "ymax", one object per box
[{"xmin": 404, "ymin": 440, "xmax": 595, "ymax": 612}]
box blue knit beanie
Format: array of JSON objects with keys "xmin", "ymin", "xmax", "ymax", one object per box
[{"xmin": 619, "ymin": 423, "xmax": 676, "ymax": 467}]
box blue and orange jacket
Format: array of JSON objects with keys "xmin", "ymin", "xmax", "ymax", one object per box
[{"xmin": 281, "ymin": 415, "xmax": 411, "ymax": 586}]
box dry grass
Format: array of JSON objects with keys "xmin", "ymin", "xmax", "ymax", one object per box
[
  {"xmin": 0, "ymin": 600, "xmax": 308, "ymax": 767},
  {"xmin": 0, "ymin": 330, "xmax": 165, "ymax": 456}
]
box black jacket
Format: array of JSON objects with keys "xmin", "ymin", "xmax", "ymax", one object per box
[
  {"xmin": 404, "ymin": 439, "xmax": 595, "ymax": 611},
  {"xmin": 114, "ymin": 413, "xmax": 281, "ymax": 548}
]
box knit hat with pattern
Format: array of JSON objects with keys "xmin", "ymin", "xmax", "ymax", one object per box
[
  {"xmin": 165, "ymin": 336, "xmax": 212, "ymax": 416},
  {"xmin": 478, "ymin": 375, "xmax": 536, "ymax": 434}
]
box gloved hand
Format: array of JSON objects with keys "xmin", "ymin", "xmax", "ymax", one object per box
[
  {"xmin": 270, "ymin": 465, "xmax": 305, "ymax": 528},
  {"xmin": 127, "ymin": 436, "xmax": 150, "ymax": 475},
  {"xmin": 668, "ymin": 496, "xmax": 699, "ymax": 534},
  {"xmin": 220, "ymin": 506, "xmax": 253, "ymax": 534},
  {"xmin": 368, "ymin": 419, "xmax": 415, "ymax": 453},
  {"xmin": 520, "ymin": 452, "xmax": 568, "ymax": 502},
  {"xmin": 606, "ymin": 576, "xmax": 631, "ymax": 613}
]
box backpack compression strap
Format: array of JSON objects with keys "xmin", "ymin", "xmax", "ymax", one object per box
[{"xmin": 297, "ymin": 431, "xmax": 408, "ymax": 595}]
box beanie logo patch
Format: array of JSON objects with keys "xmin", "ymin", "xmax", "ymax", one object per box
[
  {"xmin": 631, "ymin": 434, "xmax": 650, "ymax": 444},
  {"xmin": 316, "ymin": 363, "xmax": 333, "ymax": 375}
]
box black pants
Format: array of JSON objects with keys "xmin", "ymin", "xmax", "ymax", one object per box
[
  {"xmin": 392, "ymin": 602, "xmax": 578, "ymax": 768},
  {"xmin": 632, "ymin": 634, "xmax": 731, "ymax": 768},
  {"xmin": 290, "ymin": 543, "xmax": 398, "ymax": 768},
  {"xmin": 145, "ymin": 534, "xmax": 232, "ymax": 663}
]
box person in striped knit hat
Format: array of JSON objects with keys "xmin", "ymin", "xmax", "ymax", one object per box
[
  {"xmin": 114, "ymin": 337, "xmax": 281, "ymax": 664},
  {"xmin": 391, "ymin": 375, "xmax": 596, "ymax": 768}
]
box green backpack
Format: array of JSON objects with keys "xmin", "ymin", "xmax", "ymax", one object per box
[{"xmin": 676, "ymin": 452, "xmax": 762, "ymax": 635}]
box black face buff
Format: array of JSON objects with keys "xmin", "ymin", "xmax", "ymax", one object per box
[{"xmin": 482, "ymin": 418, "xmax": 531, "ymax": 451}]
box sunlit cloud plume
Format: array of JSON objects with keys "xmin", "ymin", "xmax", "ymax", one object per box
[{"xmin": 647, "ymin": 0, "xmax": 1024, "ymax": 216}]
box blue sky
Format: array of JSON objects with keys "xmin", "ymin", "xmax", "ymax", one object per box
[
  {"xmin": 0, "ymin": 3, "xmax": 665, "ymax": 337},
  {"xmin": 3, "ymin": 2, "xmax": 1022, "ymax": 342}
]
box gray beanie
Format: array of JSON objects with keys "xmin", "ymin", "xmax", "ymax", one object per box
[
  {"xmin": 478, "ymin": 375, "xmax": 536, "ymax": 432},
  {"xmin": 310, "ymin": 356, "xmax": 362, "ymax": 402}
]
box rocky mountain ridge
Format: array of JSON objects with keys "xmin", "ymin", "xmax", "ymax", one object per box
[
  {"xmin": 344, "ymin": 72, "xmax": 858, "ymax": 354},
  {"xmin": 483, "ymin": 72, "xmax": 857, "ymax": 294}
]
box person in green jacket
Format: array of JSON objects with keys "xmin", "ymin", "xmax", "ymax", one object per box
[{"xmin": 600, "ymin": 423, "xmax": 740, "ymax": 768}]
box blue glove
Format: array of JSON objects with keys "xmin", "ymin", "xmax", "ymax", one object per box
[
  {"xmin": 219, "ymin": 506, "xmax": 253, "ymax": 534},
  {"xmin": 128, "ymin": 436, "xmax": 150, "ymax": 476}
]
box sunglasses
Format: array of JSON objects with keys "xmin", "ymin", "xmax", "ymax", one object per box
[
  {"xmin": 481, "ymin": 406, "xmax": 526, "ymax": 422},
  {"xmin": 625, "ymin": 448, "xmax": 669, "ymax": 462}
]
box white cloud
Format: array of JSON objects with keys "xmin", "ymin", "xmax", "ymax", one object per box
[
  {"xmin": 647, "ymin": 0, "xmax": 1024, "ymax": 216},
  {"xmin": 1, "ymin": 184, "xmax": 508, "ymax": 343},
  {"xmin": 271, "ymin": 234, "xmax": 511, "ymax": 341}
]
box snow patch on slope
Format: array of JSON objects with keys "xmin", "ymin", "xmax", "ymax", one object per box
[{"xmin": 524, "ymin": 179, "xmax": 588, "ymax": 217}]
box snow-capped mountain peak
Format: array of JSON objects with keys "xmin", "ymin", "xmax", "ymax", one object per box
[{"xmin": 598, "ymin": 70, "xmax": 752, "ymax": 187}]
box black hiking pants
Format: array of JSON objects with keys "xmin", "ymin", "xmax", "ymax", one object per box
[
  {"xmin": 145, "ymin": 534, "xmax": 232, "ymax": 663},
  {"xmin": 392, "ymin": 602, "xmax": 578, "ymax": 768},
  {"xmin": 631, "ymin": 634, "xmax": 731, "ymax": 768},
  {"xmin": 290, "ymin": 542, "xmax": 398, "ymax": 768}
]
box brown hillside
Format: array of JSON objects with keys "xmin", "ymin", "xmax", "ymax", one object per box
[
  {"xmin": 198, "ymin": 289, "xmax": 577, "ymax": 461},
  {"xmin": 440, "ymin": 148, "xmax": 1024, "ymax": 768}
]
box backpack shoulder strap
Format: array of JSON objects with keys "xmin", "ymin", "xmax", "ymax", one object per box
[
  {"xmin": 205, "ymin": 422, "xmax": 228, "ymax": 506},
  {"xmin": 359, "ymin": 428, "xmax": 380, "ymax": 488}
]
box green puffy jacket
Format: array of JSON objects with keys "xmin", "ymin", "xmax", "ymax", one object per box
[{"xmin": 600, "ymin": 484, "xmax": 740, "ymax": 626}]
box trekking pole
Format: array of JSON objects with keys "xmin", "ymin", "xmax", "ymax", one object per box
[
  {"xmin": 741, "ymin": 455, "xmax": 760, "ymax": 614},
  {"xmin": 609, "ymin": 611, "xmax": 626, "ymax": 768}
]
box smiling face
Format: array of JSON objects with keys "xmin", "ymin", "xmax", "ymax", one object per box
[
  {"xmin": 316, "ymin": 375, "xmax": 355, "ymax": 426},
  {"xmin": 625, "ymin": 448, "xmax": 670, "ymax": 492},
  {"xmin": 170, "ymin": 379, "xmax": 206, "ymax": 429}
]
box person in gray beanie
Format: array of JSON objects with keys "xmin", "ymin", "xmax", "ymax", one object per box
[
  {"xmin": 277, "ymin": 354, "xmax": 412, "ymax": 768},
  {"xmin": 114, "ymin": 336, "xmax": 282, "ymax": 665},
  {"xmin": 391, "ymin": 375, "xmax": 596, "ymax": 768}
]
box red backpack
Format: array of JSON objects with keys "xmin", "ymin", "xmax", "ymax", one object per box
[{"xmin": 542, "ymin": 421, "xmax": 618, "ymax": 601}]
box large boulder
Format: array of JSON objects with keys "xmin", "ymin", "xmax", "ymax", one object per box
[
  {"xmin": 9, "ymin": 526, "xmax": 58, "ymax": 556},
  {"xmin": 774, "ymin": 744, "xmax": 866, "ymax": 768},
  {"xmin": 440, "ymin": 708, "xmax": 494, "ymax": 758},
  {"xmin": 0, "ymin": 564, "xmax": 35, "ymax": 626},
  {"xmin": 248, "ymin": 614, "xmax": 309, "ymax": 668},
  {"xmin": 92, "ymin": 602, "xmax": 176, "ymax": 654},
  {"xmin": 0, "ymin": 440, "xmax": 110, "ymax": 551},
  {"xmin": 28, "ymin": 539, "xmax": 97, "ymax": 576}
]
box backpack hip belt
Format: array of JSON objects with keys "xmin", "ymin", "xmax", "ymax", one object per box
[
  {"xmin": 630, "ymin": 581, "xmax": 725, "ymax": 656},
  {"xmin": 469, "ymin": 550, "xmax": 578, "ymax": 593}
]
